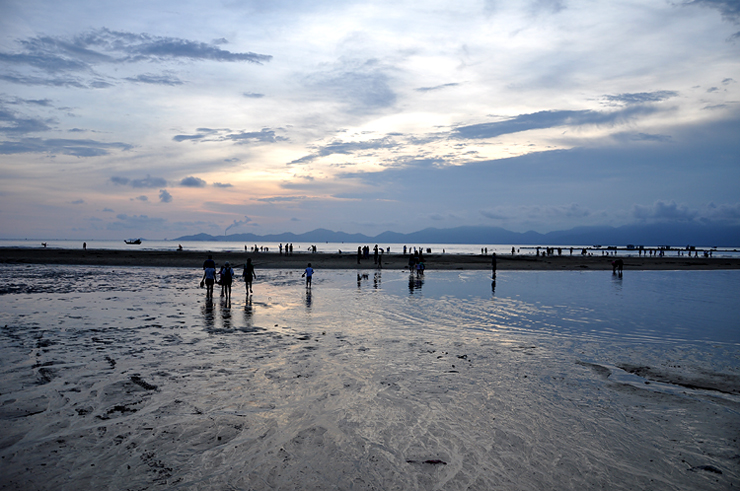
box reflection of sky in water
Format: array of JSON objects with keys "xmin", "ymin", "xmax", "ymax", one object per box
[
  {"xmin": 1, "ymin": 266, "xmax": 738, "ymax": 348},
  {"xmin": 349, "ymin": 269, "xmax": 740, "ymax": 345}
]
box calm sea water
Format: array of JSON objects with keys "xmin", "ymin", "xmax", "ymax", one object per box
[{"xmin": 1, "ymin": 265, "xmax": 737, "ymax": 347}]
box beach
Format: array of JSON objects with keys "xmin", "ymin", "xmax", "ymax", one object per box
[
  {"xmin": 1, "ymin": 264, "xmax": 738, "ymax": 490},
  {"xmin": 2, "ymin": 247, "xmax": 739, "ymax": 270}
]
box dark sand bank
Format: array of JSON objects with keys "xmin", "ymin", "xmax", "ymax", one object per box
[{"xmin": 1, "ymin": 247, "xmax": 739, "ymax": 270}]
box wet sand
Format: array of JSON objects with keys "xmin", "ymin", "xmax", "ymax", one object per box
[
  {"xmin": 2, "ymin": 247, "xmax": 739, "ymax": 270},
  {"xmin": 0, "ymin": 266, "xmax": 738, "ymax": 490}
]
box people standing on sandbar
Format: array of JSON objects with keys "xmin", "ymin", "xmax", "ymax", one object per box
[
  {"xmin": 303, "ymin": 263, "xmax": 314, "ymax": 288},
  {"xmin": 243, "ymin": 258, "xmax": 256, "ymax": 294}
]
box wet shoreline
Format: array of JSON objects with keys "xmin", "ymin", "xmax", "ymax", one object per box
[{"xmin": 2, "ymin": 247, "xmax": 739, "ymax": 270}]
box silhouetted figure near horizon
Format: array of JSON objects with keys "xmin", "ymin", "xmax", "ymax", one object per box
[
  {"xmin": 243, "ymin": 258, "xmax": 256, "ymax": 294},
  {"xmin": 491, "ymin": 252, "xmax": 497, "ymax": 279}
]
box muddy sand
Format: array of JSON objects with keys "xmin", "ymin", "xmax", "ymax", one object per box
[{"xmin": 2, "ymin": 247, "xmax": 739, "ymax": 270}]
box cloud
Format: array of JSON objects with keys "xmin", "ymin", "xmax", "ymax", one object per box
[
  {"xmin": 256, "ymin": 196, "xmax": 308, "ymax": 202},
  {"xmin": 173, "ymin": 127, "xmax": 284, "ymax": 145},
  {"xmin": 631, "ymin": 200, "xmax": 697, "ymax": 222},
  {"xmin": 602, "ymin": 91, "xmax": 678, "ymax": 105},
  {"xmin": 70, "ymin": 199, "xmax": 85, "ymax": 204},
  {"xmin": 0, "ymin": 138, "xmax": 132, "ymax": 156},
  {"xmin": 705, "ymin": 202, "xmax": 740, "ymax": 222},
  {"xmin": 481, "ymin": 204, "xmax": 592, "ymax": 222},
  {"xmin": 243, "ymin": 92, "xmax": 265, "ymax": 98},
  {"xmin": 304, "ymin": 59, "xmax": 397, "ymax": 113},
  {"xmin": 213, "ymin": 182, "xmax": 233, "ymax": 188},
  {"xmin": 134, "ymin": 195, "xmax": 148, "ymax": 202},
  {"xmin": 415, "ymin": 83, "xmax": 460, "ymax": 92},
  {"xmin": 131, "ymin": 175, "xmax": 167, "ymax": 188},
  {"xmin": 289, "ymin": 136, "xmax": 398, "ymax": 165},
  {"xmin": 453, "ymin": 106, "xmax": 658, "ymax": 139},
  {"xmin": 612, "ymin": 132, "xmax": 672, "ymax": 143},
  {"xmin": 1, "ymin": 29, "xmax": 272, "ymax": 73},
  {"xmin": 124, "ymin": 73, "xmax": 184, "ymax": 86},
  {"xmin": 0, "ymin": 72, "xmax": 89, "ymax": 88},
  {"xmin": 684, "ymin": 0, "xmax": 740, "ymax": 23},
  {"xmin": 180, "ymin": 176, "xmax": 206, "ymax": 187},
  {"xmin": 0, "ymin": 106, "xmax": 53, "ymax": 134},
  {"xmin": 159, "ymin": 189, "xmax": 172, "ymax": 203}
]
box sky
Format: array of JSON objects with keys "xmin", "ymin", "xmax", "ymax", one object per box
[{"xmin": 1, "ymin": 0, "xmax": 739, "ymax": 240}]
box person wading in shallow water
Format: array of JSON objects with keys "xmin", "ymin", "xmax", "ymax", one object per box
[
  {"xmin": 201, "ymin": 264, "xmax": 216, "ymax": 298},
  {"xmin": 302, "ymin": 263, "xmax": 314, "ymax": 288},
  {"xmin": 220, "ymin": 262, "xmax": 235, "ymax": 299},
  {"xmin": 243, "ymin": 258, "xmax": 256, "ymax": 294}
]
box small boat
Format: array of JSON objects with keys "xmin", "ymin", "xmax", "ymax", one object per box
[{"xmin": 124, "ymin": 239, "xmax": 142, "ymax": 245}]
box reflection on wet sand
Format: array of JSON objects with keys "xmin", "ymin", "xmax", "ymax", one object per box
[{"xmin": 0, "ymin": 265, "xmax": 738, "ymax": 490}]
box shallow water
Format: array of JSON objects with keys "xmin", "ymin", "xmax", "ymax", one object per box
[{"xmin": 1, "ymin": 265, "xmax": 738, "ymax": 490}]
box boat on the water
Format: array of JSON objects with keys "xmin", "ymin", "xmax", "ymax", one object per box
[{"xmin": 124, "ymin": 239, "xmax": 142, "ymax": 245}]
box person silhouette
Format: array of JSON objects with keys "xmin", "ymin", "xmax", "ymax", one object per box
[
  {"xmin": 302, "ymin": 263, "xmax": 314, "ymax": 288},
  {"xmin": 243, "ymin": 258, "xmax": 256, "ymax": 294}
]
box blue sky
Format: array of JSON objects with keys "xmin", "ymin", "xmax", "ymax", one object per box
[{"xmin": 1, "ymin": 0, "xmax": 739, "ymax": 239}]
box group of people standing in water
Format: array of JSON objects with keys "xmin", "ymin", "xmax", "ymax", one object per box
[{"xmin": 201, "ymin": 255, "xmax": 313, "ymax": 297}]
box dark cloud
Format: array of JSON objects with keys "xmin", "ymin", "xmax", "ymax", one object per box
[
  {"xmin": 180, "ymin": 176, "xmax": 207, "ymax": 187},
  {"xmin": 0, "ymin": 137, "xmax": 132, "ymax": 156},
  {"xmin": 159, "ymin": 189, "xmax": 173, "ymax": 203},
  {"xmin": 256, "ymin": 196, "xmax": 308, "ymax": 202},
  {"xmin": 0, "ymin": 29, "xmax": 272, "ymax": 89},
  {"xmin": 70, "ymin": 199, "xmax": 85, "ymax": 205},
  {"xmin": 243, "ymin": 92, "xmax": 265, "ymax": 98},
  {"xmin": 135, "ymin": 195, "xmax": 149, "ymax": 202},
  {"xmin": 3, "ymin": 97, "xmax": 54, "ymax": 107},
  {"xmin": 289, "ymin": 137, "xmax": 398, "ymax": 165},
  {"xmin": 174, "ymin": 127, "xmax": 284, "ymax": 145},
  {"xmin": 110, "ymin": 176, "xmax": 129, "ymax": 185},
  {"xmin": 632, "ymin": 200, "xmax": 697, "ymax": 222},
  {"xmin": 684, "ymin": 0, "xmax": 740, "ymax": 22},
  {"xmin": 603, "ymin": 91, "xmax": 678, "ymax": 105},
  {"xmin": 613, "ymin": 132, "xmax": 672, "ymax": 143},
  {"xmin": 213, "ymin": 182, "xmax": 233, "ymax": 188},
  {"xmin": 225, "ymin": 129, "xmax": 285, "ymax": 144},
  {"xmin": 0, "ymin": 106, "xmax": 53, "ymax": 134},
  {"xmin": 415, "ymin": 83, "xmax": 460, "ymax": 92},
  {"xmin": 453, "ymin": 106, "xmax": 658, "ymax": 139},
  {"xmin": 124, "ymin": 73, "xmax": 184, "ymax": 86},
  {"xmin": 1, "ymin": 29, "xmax": 272, "ymax": 73},
  {"xmin": 0, "ymin": 72, "xmax": 88, "ymax": 88},
  {"xmin": 131, "ymin": 175, "xmax": 167, "ymax": 188}
]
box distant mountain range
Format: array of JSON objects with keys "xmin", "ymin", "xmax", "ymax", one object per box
[{"xmin": 174, "ymin": 224, "xmax": 740, "ymax": 247}]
